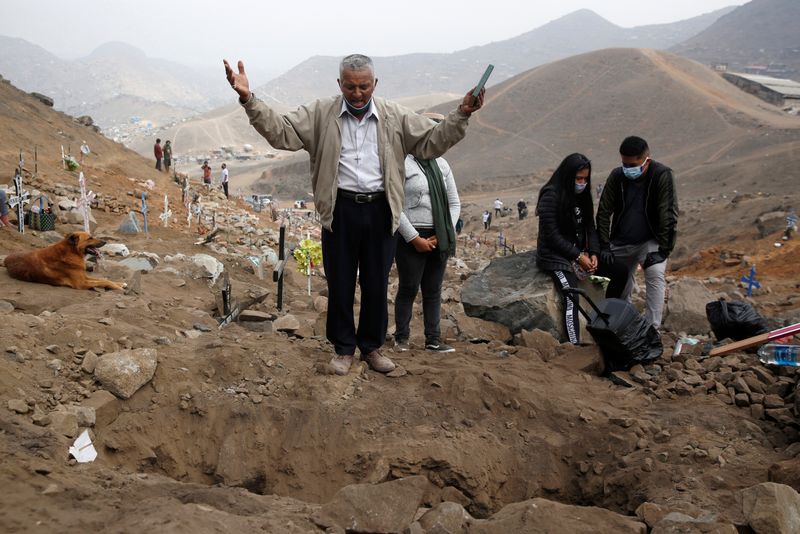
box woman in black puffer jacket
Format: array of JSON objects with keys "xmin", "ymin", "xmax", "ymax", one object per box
[{"xmin": 535, "ymin": 153, "xmax": 628, "ymax": 344}]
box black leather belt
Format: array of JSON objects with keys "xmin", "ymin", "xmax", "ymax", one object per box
[{"xmin": 338, "ymin": 189, "xmax": 385, "ymax": 203}]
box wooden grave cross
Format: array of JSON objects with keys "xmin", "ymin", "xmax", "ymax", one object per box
[{"xmin": 77, "ymin": 172, "xmax": 96, "ymax": 233}]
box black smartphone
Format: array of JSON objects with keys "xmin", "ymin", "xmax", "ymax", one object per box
[{"xmin": 471, "ymin": 64, "xmax": 494, "ymax": 98}]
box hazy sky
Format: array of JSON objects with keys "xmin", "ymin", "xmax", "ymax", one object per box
[{"xmin": 0, "ymin": 0, "xmax": 745, "ymax": 80}]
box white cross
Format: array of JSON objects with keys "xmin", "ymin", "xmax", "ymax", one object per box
[
  {"xmin": 7, "ymin": 191, "xmax": 30, "ymax": 208},
  {"xmin": 76, "ymin": 172, "xmax": 96, "ymax": 233},
  {"xmin": 159, "ymin": 194, "xmax": 172, "ymax": 227}
]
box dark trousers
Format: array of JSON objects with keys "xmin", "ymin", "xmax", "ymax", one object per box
[
  {"xmin": 223, "ymin": 182, "xmax": 229, "ymax": 198},
  {"xmin": 550, "ymin": 270, "xmax": 581, "ymax": 344},
  {"xmin": 322, "ymin": 193, "xmax": 396, "ymax": 355},
  {"xmin": 548, "ymin": 260, "xmax": 630, "ymax": 344},
  {"xmin": 155, "ymin": 158, "xmax": 162, "ymax": 171},
  {"xmin": 394, "ymin": 229, "xmax": 448, "ymax": 343}
]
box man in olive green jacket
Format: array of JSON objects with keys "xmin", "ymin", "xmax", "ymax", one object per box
[{"xmin": 224, "ymin": 54, "xmax": 484, "ymax": 375}]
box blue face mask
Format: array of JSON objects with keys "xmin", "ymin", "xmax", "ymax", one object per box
[
  {"xmin": 622, "ymin": 158, "xmax": 649, "ymax": 180},
  {"xmin": 575, "ymin": 183, "xmax": 587, "ymax": 194}
]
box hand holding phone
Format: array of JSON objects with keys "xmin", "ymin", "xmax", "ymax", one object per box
[{"xmin": 459, "ymin": 64, "xmax": 493, "ymax": 116}]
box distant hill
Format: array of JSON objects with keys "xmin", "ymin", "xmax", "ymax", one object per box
[
  {"xmin": 671, "ymin": 0, "xmax": 800, "ymax": 78},
  {"xmin": 430, "ymin": 48, "xmax": 800, "ymax": 196},
  {"xmin": 0, "ymin": 37, "xmax": 228, "ymax": 129},
  {"xmin": 255, "ymin": 7, "xmax": 735, "ymax": 105},
  {"xmin": 256, "ymin": 48, "xmax": 800, "ymax": 207},
  {"xmin": 0, "ymin": 76, "xmax": 174, "ymax": 219}
]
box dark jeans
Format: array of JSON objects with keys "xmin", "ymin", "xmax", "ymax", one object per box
[
  {"xmin": 222, "ymin": 182, "xmax": 229, "ymax": 198},
  {"xmin": 155, "ymin": 158, "xmax": 162, "ymax": 171},
  {"xmin": 322, "ymin": 192, "xmax": 396, "ymax": 355},
  {"xmin": 394, "ymin": 229, "xmax": 448, "ymax": 343}
]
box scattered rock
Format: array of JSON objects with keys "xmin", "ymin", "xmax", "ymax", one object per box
[
  {"xmin": 0, "ymin": 300, "xmax": 14, "ymax": 314},
  {"xmin": 664, "ymin": 279, "xmax": 715, "ymax": 335},
  {"xmin": 7, "ymin": 399, "xmax": 30, "ymax": 414},
  {"xmin": 30, "ymin": 91, "xmax": 54, "ymax": 107},
  {"xmin": 274, "ymin": 314, "xmax": 300, "ymax": 332},
  {"xmin": 118, "ymin": 212, "xmax": 141, "ymax": 234},
  {"xmin": 739, "ymin": 482, "xmax": 800, "ymax": 534},
  {"xmin": 313, "ymin": 476, "xmax": 432, "ymax": 533},
  {"xmin": 93, "ymin": 348, "xmax": 158, "ymax": 399},
  {"xmin": 469, "ymin": 498, "xmax": 646, "ymax": 533},
  {"xmin": 419, "ymin": 501, "xmax": 472, "ymax": 533},
  {"xmin": 99, "ymin": 243, "xmax": 130, "ymax": 257},
  {"xmin": 49, "ymin": 410, "xmax": 78, "ymax": 438}
]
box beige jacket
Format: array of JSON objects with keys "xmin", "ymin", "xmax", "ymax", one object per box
[{"xmin": 242, "ymin": 94, "xmax": 469, "ymax": 232}]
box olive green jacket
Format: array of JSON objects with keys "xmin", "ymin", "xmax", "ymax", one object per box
[{"xmin": 242, "ymin": 94, "xmax": 469, "ymax": 233}]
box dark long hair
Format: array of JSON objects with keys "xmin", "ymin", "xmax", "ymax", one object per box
[{"xmin": 536, "ymin": 153, "xmax": 594, "ymax": 234}]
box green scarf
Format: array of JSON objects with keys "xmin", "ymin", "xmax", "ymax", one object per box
[{"xmin": 415, "ymin": 157, "xmax": 456, "ymax": 259}]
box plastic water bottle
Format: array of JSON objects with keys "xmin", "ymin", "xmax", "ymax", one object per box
[{"xmin": 757, "ymin": 344, "xmax": 800, "ymax": 366}]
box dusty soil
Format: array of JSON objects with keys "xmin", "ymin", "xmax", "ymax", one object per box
[{"xmin": 2, "ymin": 60, "xmax": 800, "ymax": 533}]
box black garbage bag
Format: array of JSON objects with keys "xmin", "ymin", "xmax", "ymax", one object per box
[
  {"xmin": 564, "ymin": 289, "xmax": 663, "ymax": 373},
  {"xmin": 706, "ymin": 299, "xmax": 768, "ymax": 341}
]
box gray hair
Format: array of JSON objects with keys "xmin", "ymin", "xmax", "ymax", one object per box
[{"xmin": 339, "ymin": 54, "xmax": 374, "ymax": 77}]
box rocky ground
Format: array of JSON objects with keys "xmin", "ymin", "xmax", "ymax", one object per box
[{"xmin": 1, "ymin": 170, "xmax": 800, "ymax": 534}]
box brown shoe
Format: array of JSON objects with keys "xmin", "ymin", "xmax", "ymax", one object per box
[
  {"xmin": 362, "ymin": 350, "xmax": 396, "ymax": 373},
  {"xmin": 329, "ymin": 354, "xmax": 354, "ymax": 376}
]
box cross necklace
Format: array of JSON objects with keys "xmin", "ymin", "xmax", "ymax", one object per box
[{"xmin": 349, "ymin": 116, "xmax": 368, "ymax": 166}]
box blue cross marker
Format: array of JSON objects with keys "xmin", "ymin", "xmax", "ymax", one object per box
[
  {"xmin": 141, "ymin": 192, "xmax": 148, "ymax": 235},
  {"xmin": 741, "ymin": 265, "xmax": 761, "ymax": 297},
  {"xmin": 788, "ymin": 209, "xmax": 797, "ymax": 229}
]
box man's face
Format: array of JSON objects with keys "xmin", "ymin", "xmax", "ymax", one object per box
[{"xmin": 338, "ymin": 68, "xmax": 376, "ymax": 109}]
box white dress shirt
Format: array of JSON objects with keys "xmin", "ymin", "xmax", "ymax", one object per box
[{"xmin": 337, "ymin": 100, "xmax": 383, "ymax": 193}]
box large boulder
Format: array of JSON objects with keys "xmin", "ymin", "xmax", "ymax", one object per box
[
  {"xmin": 469, "ymin": 498, "xmax": 646, "ymax": 534},
  {"xmin": 756, "ymin": 211, "xmax": 788, "ymax": 238},
  {"xmin": 94, "ymin": 348, "xmax": 158, "ymax": 399},
  {"xmin": 739, "ymin": 482, "xmax": 800, "ymax": 534},
  {"xmin": 461, "ymin": 251, "xmax": 603, "ymax": 340},
  {"xmin": 313, "ymin": 476, "xmax": 431, "ymax": 533},
  {"xmin": 663, "ymin": 278, "xmax": 715, "ymax": 335}
]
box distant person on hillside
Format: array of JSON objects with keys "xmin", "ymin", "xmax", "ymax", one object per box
[
  {"xmin": 80, "ymin": 141, "xmax": 90, "ymax": 164},
  {"xmin": 163, "ymin": 140, "xmax": 173, "ymax": 174},
  {"xmin": 536, "ymin": 153, "xmax": 629, "ymax": 345},
  {"xmin": 596, "ymin": 183, "xmax": 603, "ymax": 200},
  {"xmin": 220, "ymin": 163, "xmax": 229, "ymax": 198},
  {"xmin": 482, "ymin": 210, "xmax": 491, "ymax": 230},
  {"xmin": 0, "ymin": 189, "xmax": 10, "ymax": 227},
  {"xmin": 517, "ymin": 198, "xmax": 527, "ymax": 220},
  {"xmin": 154, "ymin": 138, "xmax": 163, "ymax": 171},
  {"xmin": 224, "ymin": 53, "xmax": 484, "ymax": 376},
  {"xmin": 494, "ymin": 198, "xmax": 503, "ymax": 217},
  {"xmin": 596, "ymin": 136, "xmax": 678, "ymax": 329},
  {"xmin": 394, "ymin": 113, "xmax": 460, "ymax": 354},
  {"xmin": 201, "ymin": 161, "xmax": 212, "ymax": 190}
]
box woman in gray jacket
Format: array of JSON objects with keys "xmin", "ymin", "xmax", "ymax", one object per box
[{"xmin": 394, "ymin": 115, "xmax": 460, "ymax": 352}]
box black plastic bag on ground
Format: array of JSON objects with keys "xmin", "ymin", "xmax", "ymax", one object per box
[
  {"xmin": 706, "ymin": 299, "xmax": 768, "ymax": 341},
  {"xmin": 565, "ymin": 289, "xmax": 663, "ymax": 373}
]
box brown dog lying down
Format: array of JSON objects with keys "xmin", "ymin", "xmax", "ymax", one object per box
[{"xmin": 4, "ymin": 231, "xmax": 125, "ymax": 290}]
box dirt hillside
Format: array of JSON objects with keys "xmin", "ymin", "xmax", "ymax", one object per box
[{"xmin": 1, "ymin": 67, "xmax": 800, "ymax": 534}]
